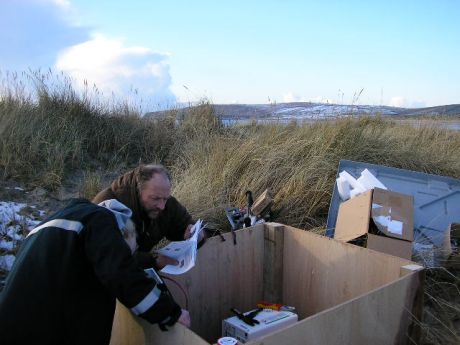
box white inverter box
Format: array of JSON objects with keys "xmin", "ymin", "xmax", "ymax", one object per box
[{"xmin": 222, "ymin": 309, "xmax": 298, "ymax": 343}]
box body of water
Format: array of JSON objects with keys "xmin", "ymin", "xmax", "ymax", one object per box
[{"xmin": 222, "ymin": 117, "xmax": 460, "ymax": 131}]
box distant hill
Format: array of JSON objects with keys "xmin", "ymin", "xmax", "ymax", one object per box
[
  {"xmin": 146, "ymin": 102, "xmax": 460, "ymax": 121},
  {"xmin": 396, "ymin": 104, "xmax": 460, "ymax": 116}
]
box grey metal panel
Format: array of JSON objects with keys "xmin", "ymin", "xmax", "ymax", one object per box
[{"xmin": 326, "ymin": 160, "xmax": 460, "ymax": 247}]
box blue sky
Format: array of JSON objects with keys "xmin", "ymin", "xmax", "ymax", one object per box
[{"xmin": 1, "ymin": 0, "xmax": 459, "ymax": 109}]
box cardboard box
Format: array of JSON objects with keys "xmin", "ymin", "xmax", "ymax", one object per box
[
  {"xmin": 251, "ymin": 189, "xmax": 273, "ymax": 217},
  {"xmin": 334, "ymin": 188, "xmax": 414, "ymax": 259},
  {"xmin": 222, "ymin": 309, "xmax": 298, "ymax": 343}
]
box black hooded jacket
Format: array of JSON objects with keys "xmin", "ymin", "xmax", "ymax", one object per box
[{"xmin": 0, "ymin": 199, "xmax": 181, "ymax": 345}]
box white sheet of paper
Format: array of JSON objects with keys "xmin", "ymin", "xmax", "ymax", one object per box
[{"xmin": 157, "ymin": 219, "xmax": 203, "ymax": 275}]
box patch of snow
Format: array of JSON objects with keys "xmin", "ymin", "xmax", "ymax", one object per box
[
  {"xmin": 275, "ymin": 106, "xmax": 308, "ymax": 114},
  {"xmin": 0, "ymin": 241, "xmax": 14, "ymax": 251},
  {"xmin": 270, "ymin": 104, "xmax": 399, "ymax": 120},
  {"xmin": 0, "ymin": 201, "xmax": 27, "ymax": 234},
  {"xmin": 7, "ymin": 228, "xmax": 24, "ymax": 241},
  {"xmin": 0, "ymin": 200, "xmax": 45, "ymax": 272},
  {"xmin": 0, "ymin": 254, "xmax": 15, "ymax": 271},
  {"xmin": 0, "ymin": 201, "xmax": 44, "ymax": 235}
]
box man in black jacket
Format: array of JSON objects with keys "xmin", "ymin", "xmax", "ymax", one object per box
[
  {"xmin": 92, "ymin": 164, "xmax": 198, "ymax": 269},
  {"xmin": 0, "ymin": 198, "xmax": 190, "ymax": 345}
]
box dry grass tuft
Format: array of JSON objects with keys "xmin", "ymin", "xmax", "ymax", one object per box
[
  {"xmin": 0, "ymin": 70, "xmax": 181, "ymax": 189},
  {"xmin": 421, "ymin": 267, "xmax": 460, "ymax": 344},
  {"xmin": 79, "ymin": 170, "xmax": 103, "ymax": 200}
]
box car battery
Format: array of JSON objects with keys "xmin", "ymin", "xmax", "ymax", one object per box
[{"xmin": 222, "ymin": 309, "xmax": 298, "ymax": 343}]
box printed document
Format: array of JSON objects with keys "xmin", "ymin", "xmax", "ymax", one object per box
[{"xmin": 157, "ymin": 219, "xmax": 203, "ymax": 275}]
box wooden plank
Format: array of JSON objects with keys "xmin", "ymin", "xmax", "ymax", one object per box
[
  {"xmin": 400, "ymin": 264, "xmax": 425, "ymax": 344},
  {"xmin": 110, "ymin": 300, "xmax": 145, "ymax": 345},
  {"xmin": 281, "ymin": 225, "xmax": 413, "ymax": 318},
  {"xmin": 142, "ymin": 320, "xmax": 209, "ymax": 345},
  {"xmin": 110, "ymin": 301, "xmax": 208, "ymax": 345},
  {"xmin": 247, "ymin": 269, "xmax": 424, "ymax": 345},
  {"xmin": 263, "ymin": 223, "xmax": 285, "ymax": 303},
  {"xmin": 400, "ymin": 264, "xmax": 424, "ymax": 277}
]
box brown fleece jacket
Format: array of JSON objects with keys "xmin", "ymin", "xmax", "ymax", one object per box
[{"xmin": 92, "ymin": 167, "xmax": 193, "ymax": 268}]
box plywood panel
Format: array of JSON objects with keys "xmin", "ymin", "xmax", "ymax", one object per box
[
  {"xmin": 281, "ymin": 225, "xmax": 413, "ymax": 318},
  {"xmin": 263, "ymin": 223, "xmax": 284, "ymax": 303},
  {"xmin": 170, "ymin": 224, "xmax": 265, "ymax": 342},
  {"xmin": 110, "ymin": 300, "xmax": 145, "ymax": 345},
  {"xmin": 248, "ymin": 269, "xmax": 424, "ymax": 345},
  {"xmin": 110, "ymin": 301, "xmax": 209, "ymax": 345}
]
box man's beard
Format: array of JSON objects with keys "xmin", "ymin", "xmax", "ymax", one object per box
[
  {"xmin": 146, "ymin": 208, "xmax": 161, "ymax": 219},
  {"xmin": 140, "ymin": 200, "xmax": 162, "ymax": 219}
]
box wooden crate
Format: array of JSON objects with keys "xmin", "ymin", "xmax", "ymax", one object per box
[{"xmin": 110, "ymin": 223, "xmax": 424, "ymax": 345}]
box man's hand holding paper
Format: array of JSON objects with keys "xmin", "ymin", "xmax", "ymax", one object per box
[{"xmin": 156, "ymin": 220, "xmax": 203, "ymax": 275}]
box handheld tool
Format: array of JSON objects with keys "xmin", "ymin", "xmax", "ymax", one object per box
[
  {"xmin": 243, "ymin": 190, "xmax": 254, "ymax": 227},
  {"xmin": 230, "ymin": 307, "xmax": 263, "ymax": 327}
]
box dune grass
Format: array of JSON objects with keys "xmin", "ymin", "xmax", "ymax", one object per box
[
  {"xmin": 171, "ymin": 117, "xmax": 460, "ymax": 233},
  {"xmin": 1, "ymin": 72, "xmax": 459, "ymax": 344},
  {"xmin": 0, "ymin": 70, "xmax": 178, "ymax": 189}
]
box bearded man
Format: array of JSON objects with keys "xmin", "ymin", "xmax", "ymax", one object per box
[{"xmin": 93, "ymin": 164, "xmax": 195, "ymax": 269}]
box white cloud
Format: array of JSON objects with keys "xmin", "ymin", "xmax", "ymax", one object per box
[
  {"xmin": 1, "ymin": 1, "xmax": 176, "ymax": 107},
  {"xmin": 388, "ymin": 97, "xmax": 427, "ymax": 108},
  {"xmin": 409, "ymin": 100, "xmax": 426, "ymax": 108},
  {"xmin": 308, "ymin": 96, "xmax": 335, "ymax": 104},
  {"xmin": 283, "ymin": 92, "xmax": 337, "ymax": 104},
  {"xmin": 37, "ymin": 0, "xmax": 72, "ymax": 11},
  {"xmin": 389, "ymin": 96, "xmax": 406, "ymax": 108},
  {"xmin": 50, "ymin": 0, "xmax": 71, "ymax": 8},
  {"xmin": 283, "ymin": 92, "xmax": 307, "ymax": 103},
  {"xmin": 55, "ymin": 33, "xmax": 175, "ymax": 104}
]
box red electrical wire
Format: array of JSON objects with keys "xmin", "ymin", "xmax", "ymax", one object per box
[{"xmin": 160, "ymin": 275, "xmax": 189, "ymax": 310}]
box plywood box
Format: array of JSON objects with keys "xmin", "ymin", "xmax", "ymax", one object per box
[
  {"xmin": 110, "ymin": 223, "xmax": 424, "ymax": 345},
  {"xmin": 334, "ymin": 187, "xmax": 414, "ymax": 259}
]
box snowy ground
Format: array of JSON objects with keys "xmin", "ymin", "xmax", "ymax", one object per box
[
  {"xmin": 0, "ymin": 192, "xmax": 47, "ymax": 288},
  {"xmin": 271, "ymin": 104, "xmax": 400, "ymax": 119}
]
